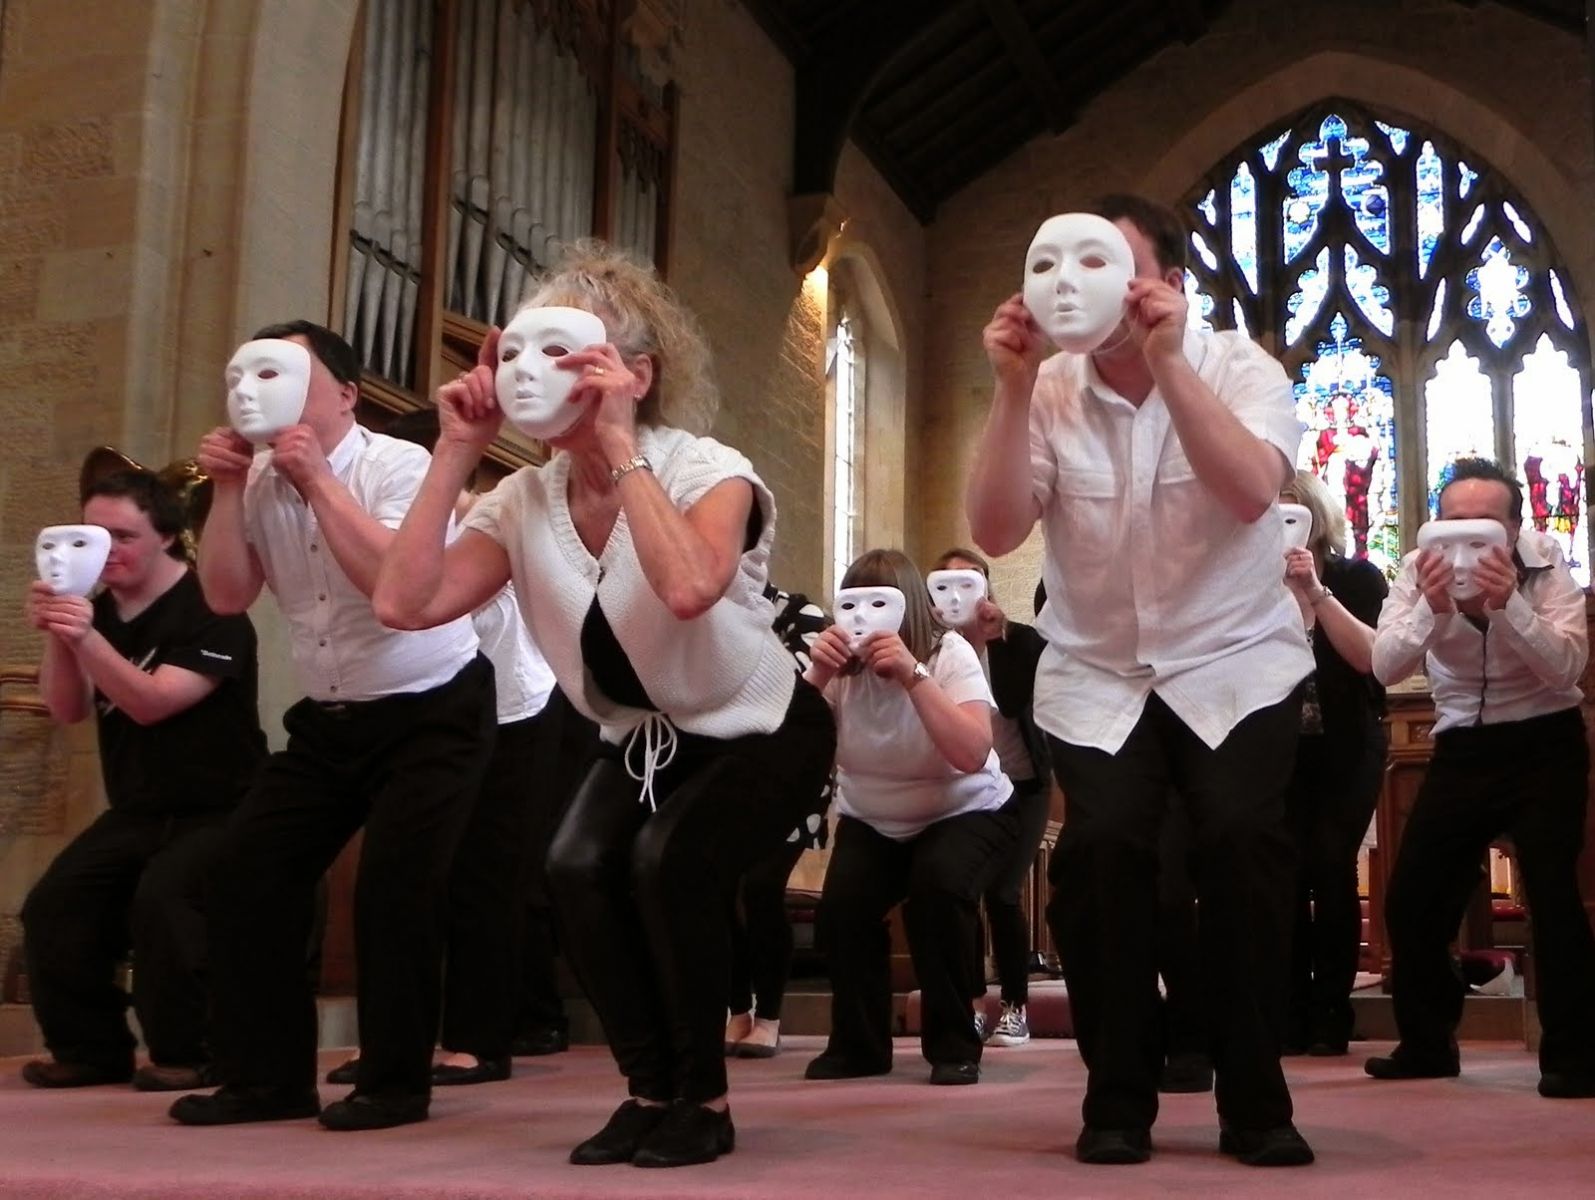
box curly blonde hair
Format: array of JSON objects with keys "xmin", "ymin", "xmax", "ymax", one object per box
[{"xmin": 520, "ymin": 239, "xmax": 719, "ymax": 434}]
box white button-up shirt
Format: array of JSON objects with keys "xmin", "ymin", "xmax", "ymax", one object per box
[
  {"xmin": 1372, "ymin": 531, "xmax": 1586, "ymax": 732},
  {"xmin": 1027, "ymin": 328, "xmax": 1313, "ymax": 753},
  {"xmin": 472, "ymin": 584, "xmax": 555, "ymax": 725},
  {"xmin": 244, "ymin": 424, "xmax": 478, "ymax": 702}
]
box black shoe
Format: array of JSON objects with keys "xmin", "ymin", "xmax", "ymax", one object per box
[
  {"xmin": 1219, "ymin": 1122, "xmax": 1315, "ymax": 1166},
  {"xmin": 803, "ymin": 1053, "xmax": 891, "ymax": 1081},
  {"xmin": 1364, "ymin": 1050, "xmax": 1459, "ymax": 1080},
  {"xmin": 1538, "ymin": 1071, "xmax": 1595, "ymax": 1098},
  {"xmin": 928, "ymin": 1061, "xmax": 980, "ymax": 1086},
  {"xmin": 511, "ymin": 1026, "xmax": 570, "ymax": 1057},
  {"xmin": 431, "ymin": 1056, "xmax": 511, "ymax": 1086},
  {"xmin": 1075, "ymin": 1126, "xmax": 1152, "ymax": 1165},
  {"xmin": 133, "ymin": 1062, "xmax": 219, "ymax": 1092},
  {"xmin": 325, "ymin": 1058, "xmax": 359, "ymax": 1085},
  {"xmin": 317, "ymin": 1090, "xmax": 429, "ymax": 1131},
  {"xmin": 1158, "ymin": 1052, "xmax": 1213, "ymax": 1093},
  {"xmin": 632, "ymin": 1101, "xmax": 735, "ymax": 1168},
  {"xmin": 169, "ymin": 1085, "xmax": 321, "ymax": 1125},
  {"xmin": 21, "ymin": 1059, "xmax": 134, "ymax": 1089},
  {"xmin": 570, "ymin": 1099, "xmax": 670, "ymax": 1165}
]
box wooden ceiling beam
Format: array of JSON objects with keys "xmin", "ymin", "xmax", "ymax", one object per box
[{"xmin": 979, "ymin": 0, "xmax": 1075, "ymax": 133}]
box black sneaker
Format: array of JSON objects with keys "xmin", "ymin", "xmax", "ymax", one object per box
[
  {"xmin": 632, "ymin": 1101, "xmax": 735, "ymax": 1168},
  {"xmin": 1364, "ymin": 1049, "xmax": 1460, "ymax": 1080},
  {"xmin": 569, "ymin": 1100, "xmax": 670, "ymax": 1165},
  {"xmin": 928, "ymin": 1061, "xmax": 980, "ymax": 1086},
  {"xmin": 431, "ymin": 1056, "xmax": 511, "ymax": 1086},
  {"xmin": 1075, "ymin": 1126, "xmax": 1152, "ymax": 1164},
  {"xmin": 317, "ymin": 1090, "xmax": 429, "ymax": 1131},
  {"xmin": 1219, "ymin": 1122, "xmax": 1315, "ymax": 1166},
  {"xmin": 168, "ymin": 1085, "xmax": 321, "ymax": 1125}
]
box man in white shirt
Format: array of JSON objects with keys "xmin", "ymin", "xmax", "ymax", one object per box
[
  {"xmin": 967, "ymin": 195, "xmax": 1314, "ymax": 1167},
  {"xmin": 169, "ymin": 321, "xmax": 494, "ymax": 1131},
  {"xmin": 1367, "ymin": 457, "xmax": 1595, "ymax": 1097}
]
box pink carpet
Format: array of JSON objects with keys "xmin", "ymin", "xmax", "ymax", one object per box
[{"xmin": 3, "ymin": 1039, "xmax": 1593, "ymax": 1198}]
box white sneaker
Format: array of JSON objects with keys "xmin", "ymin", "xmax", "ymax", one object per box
[
  {"xmin": 987, "ymin": 1003, "xmax": 1030, "ymax": 1047},
  {"xmin": 974, "ymin": 1009, "xmax": 988, "ymax": 1042}
]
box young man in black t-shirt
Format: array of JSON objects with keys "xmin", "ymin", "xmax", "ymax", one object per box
[{"xmin": 21, "ymin": 470, "xmax": 265, "ymax": 1092}]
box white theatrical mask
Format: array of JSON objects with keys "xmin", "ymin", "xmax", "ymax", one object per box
[
  {"xmin": 1416, "ymin": 519, "xmax": 1510, "ymax": 599},
  {"xmin": 225, "ymin": 338, "xmax": 311, "ymax": 445},
  {"xmin": 834, "ymin": 586, "xmax": 907, "ymax": 651},
  {"xmin": 1023, "ymin": 213, "xmax": 1136, "ymax": 354},
  {"xmin": 1279, "ymin": 503, "xmax": 1313, "ymax": 553},
  {"xmin": 35, "ymin": 525, "xmax": 111, "ymax": 597},
  {"xmin": 495, "ymin": 306, "xmax": 608, "ymax": 440},
  {"xmin": 926, "ymin": 569, "xmax": 987, "ymax": 629}
]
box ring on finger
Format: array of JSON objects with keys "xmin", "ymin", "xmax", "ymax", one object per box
[{"xmin": 592, "ymin": 365, "xmax": 608, "ymax": 376}]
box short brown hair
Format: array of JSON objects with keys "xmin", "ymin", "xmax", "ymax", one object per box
[
  {"xmin": 933, "ymin": 546, "xmax": 995, "ymax": 604},
  {"xmin": 1090, "ymin": 193, "xmax": 1188, "ymax": 274},
  {"xmin": 840, "ymin": 548, "xmax": 941, "ymax": 666}
]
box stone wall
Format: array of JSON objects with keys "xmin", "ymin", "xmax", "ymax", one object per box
[{"xmin": 920, "ymin": 0, "xmax": 1595, "ymax": 607}]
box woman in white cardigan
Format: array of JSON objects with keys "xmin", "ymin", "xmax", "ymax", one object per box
[
  {"xmin": 373, "ymin": 242, "xmax": 835, "ymax": 1169},
  {"xmin": 803, "ymin": 549, "xmax": 1021, "ymax": 1087}
]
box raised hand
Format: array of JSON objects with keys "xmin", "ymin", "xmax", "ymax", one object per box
[
  {"xmin": 556, "ymin": 342, "xmax": 644, "ymax": 464},
  {"xmin": 1124, "ymin": 277, "xmax": 1188, "ymax": 361},
  {"xmin": 436, "ymin": 327, "xmax": 504, "ymax": 452},
  {"xmin": 1414, "ymin": 548, "xmax": 1456, "ymax": 614},
  {"xmin": 196, "ymin": 427, "xmax": 255, "ymax": 486},
  {"xmin": 861, "ymin": 629, "xmax": 919, "ymax": 688},
  {"xmin": 984, "ymin": 293, "xmax": 1047, "ymax": 391}
]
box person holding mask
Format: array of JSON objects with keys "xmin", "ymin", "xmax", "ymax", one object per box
[{"xmin": 372, "ymin": 242, "xmax": 836, "ymax": 1168}]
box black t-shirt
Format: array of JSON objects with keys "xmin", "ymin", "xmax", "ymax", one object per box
[
  {"xmin": 91, "ymin": 569, "xmax": 266, "ymax": 814},
  {"xmin": 1310, "ymin": 555, "xmax": 1389, "ymax": 743}
]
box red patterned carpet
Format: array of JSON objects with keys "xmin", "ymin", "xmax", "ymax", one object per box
[{"xmin": 2, "ymin": 1038, "xmax": 1592, "ymax": 1198}]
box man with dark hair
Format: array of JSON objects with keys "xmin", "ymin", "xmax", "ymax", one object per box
[
  {"xmin": 968, "ymin": 194, "xmax": 1314, "ymax": 1166},
  {"xmin": 21, "ymin": 470, "xmax": 265, "ymax": 1092},
  {"xmin": 170, "ymin": 321, "xmax": 494, "ymax": 1131},
  {"xmin": 1369, "ymin": 456, "xmax": 1595, "ymax": 1097}
]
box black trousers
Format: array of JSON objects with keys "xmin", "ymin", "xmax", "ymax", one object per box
[
  {"xmin": 439, "ymin": 709, "xmax": 545, "ymax": 1059},
  {"xmin": 1046, "ymin": 689, "xmax": 1302, "ymax": 1132},
  {"xmin": 1156, "ymin": 793, "xmax": 1205, "ymax": 1059},
  {"xmin": 981, "ymin": 778, "xmax": 1050, "ymax": 1005},
  {"xmin": 23, "ymin": 809, "xmax": 230, "ymax": 1070},
  {"xmin": 1387, "ymin": 706, "xmax": 1595, "ymax": 1075},
  {"xmin": 547, "ymin": 680, "xmax": 835, "ymax": 1103},
  {"xmin": 206, "ymin": 656, "xmax": 495, "ymax": 1097},
  {"xmin": 516, "ymin": 688, "xmax": 600, "ymax": 1037},
  {"xmin": 727, "ymin": 836, "xmax": 806, "ymax": 1020},
  {"xmin": 1287, "ymin": 720, "xmax": 1386, "ymax": 1045},
  {"xmin": 819, "ymin": 802, "xmax": 1022, "ymax": 1069}
]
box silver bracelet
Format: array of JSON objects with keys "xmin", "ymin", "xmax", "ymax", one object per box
[
  {"xmin": 609, "ymin": 454, "xmax": 652, "ymax": 485},
  {"xmin": 1308, "ymin": 586, "xmax": 1332, "ymax": 607}
]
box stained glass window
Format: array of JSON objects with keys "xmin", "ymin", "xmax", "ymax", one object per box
[{"xmin": 1185, "ymin": 101, "xmax": 1591, "ymax": 583}]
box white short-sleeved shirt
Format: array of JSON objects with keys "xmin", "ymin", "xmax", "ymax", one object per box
[
  {"xmin": 1028, "ymin": 328, "xmax": 1313, "ymax": 753},
  {"xmin": 243, "ymin": 423, "xmax": 478, "ymax": 702},
  {"xmin": 825, "ymin": 631, "xmax": 1013, "ymax": 841},
  {"xmin": 472, "ymin": 584, "xmax": 555, "ymax": 725}
]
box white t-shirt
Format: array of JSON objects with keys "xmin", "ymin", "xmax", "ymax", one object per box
[{"xmin": 825, "ymin": 631, "xmax": 1013, "ymax": 841}]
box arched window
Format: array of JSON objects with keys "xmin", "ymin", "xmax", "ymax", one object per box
[
  {"xmin": 828, "ymin": 298, "xmax": 864, "ymax": 590},
  {"xmin": 1184, "ymin": 101, "xmax": 1592, "ymax": 584}
]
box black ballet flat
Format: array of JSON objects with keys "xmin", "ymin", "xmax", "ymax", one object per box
[
  {"xmin": 569, "ymin": 1100, "xmax": 670, "ymax": 1165},
  {"xmin": 631, "ymin": 1101, "xmax": 735, "ymax": 1168},
  {"xmin": 431, "ymin": 1056, "xmax": 511, "ymax": 1086}
]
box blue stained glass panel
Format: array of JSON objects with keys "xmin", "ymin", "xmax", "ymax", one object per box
[
  {"xmin": 1198, "ymin": 189, "xmax": 1218, "ymax": 226},
  {"xmin": 1285, "ymin": 247, "xmax": 1329, "ymax": 345},
  {"xmin": 1190, "ymin": 231, "xmax": 1219, "ymax": 271},
  {"xmin": 1425, "ymin": 340, "xmax": 1495, "ymax": 515},
  {"xmin": 1467, "ymin": 237, "xmax": 1531, "ymax": 347},
  {"xmin": 1416, "ymin": 140, "xmax": 1445, "ymax": 278},
  {"xmin": 1184, "ymin": 270, "xmax": 1215, "ymax": 331},
  {"xmin": 1550, "ymin": 270, "xmax": 1575, "ymax": 328},
  {"xmin": 1459, "ymin": 160, "xmax": 1479, "ymax": 199},
  {"xmin": 1232, "ymin": 298, "xmax": 1249, "ymax": 337},
  {"xmin": 1260, "ymin": 130, "xmax": 1291, "ymax": 171},
  {"xmin": 1345, "ymin": 244, "xmax": 1394, "ymax": 335},
  {"xmin": 1295, "ymin": 312, "xmax": 1399, "ymax": 572},
  {"xmin": 1376, "ymin": 121, "xmax": 1410, "ymax": 154},
  {"xmin": 1426, "ymin": 278, "xmax": 1448, "ymax": 340},
  {"xmin": 1460, "ymin": 203, "xmax": 1485, "ymax": 243},
  {"xmin": 1503, "ymin": 201, "xmax": 1533, "ymax": 243},
  {"xmin": 1231, "ymin": 163, "xmax": 1258, "ymax": 294}
]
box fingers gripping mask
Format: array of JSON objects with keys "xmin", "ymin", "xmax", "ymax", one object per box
[
  {"xmin": 1279, "ymin": 504, "xmax": 1313, "ymax": 553},
  {"xmin": 1023, "ymin": 213, "xmax": 1136, "ymax": 353},
  {"xmin": 496, "ymin": 306, "xmax": 608, "ymax": 440},
  {"xmin": 1417, "ymin": 519, "xmax": 1510, "ymax": 599},
  {"xmin": 225, "ymin": 339, "xmax": 311, "ymax": 445},
  {"xmin": 926, "ymin": 569, "xmax": 987, "ymax": 629},
  {"xmin": 834, "ymin": 586, "xmax": 907, "ymax": 651},
  {"xmin": 35, "ymin": 525, "xmax": 112, "ymax": 596}
]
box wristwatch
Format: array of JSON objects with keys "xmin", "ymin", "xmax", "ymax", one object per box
[
  {"xmin": 609, "ymin": 454, "xmax": 652, "ymax": 484},
  {"xmin": 906, "ymin": 661, "xmax": 931, "ymax": 689}
]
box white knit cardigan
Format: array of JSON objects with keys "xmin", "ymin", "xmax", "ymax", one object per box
[{"xmin": 463, "ymin": 424, "xmax": 796, "ymax": 744}]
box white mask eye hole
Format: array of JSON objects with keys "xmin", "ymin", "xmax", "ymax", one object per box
[
  {"xmin": 869, "ymin": 599, "xmax": 887, "ymax": 609},
  {"xmin": 40, "ymin": 539, "xmax": 56, "ymax": 551},
  {"xmin": 71, "ymin": 538, "xmax": 89, "ymax": 548},
  {"xmin": 1030, "ymin": 257, "xmax": 1055, "ymax": 274},
  {"xmin": 258, "ymin": 368, "xmax": 279, "ymax": 380},
  {"xmin": 542, "ymin": 344, "xmax": 570, "ymax": 358},
  {"xmin": 1081, "ymin": 254, "xmax": 1107, "ymax": 269},
  {"xmin": 500, "ymin": 347, "xmax": 519, "ymax": 363},
  {"xmin": 1469, "ymin": 540, "xmax": 1487, "ymax": 550},
  {"xmin": 839, "ymin": 600, "xmax": 856, "ymax": 612}
]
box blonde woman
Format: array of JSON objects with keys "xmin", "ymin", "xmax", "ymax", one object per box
[
  {"xmin": 803, "ymin": 549, "xmax": 1020, "ymax": 1086},
  {"xmin": 373, "ymin": 242, "xmax": 835, "ymax": 1168},
  {"xmin": 1279, "ymin": 469, "xmax": 1387, "ymax": 1055}
]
